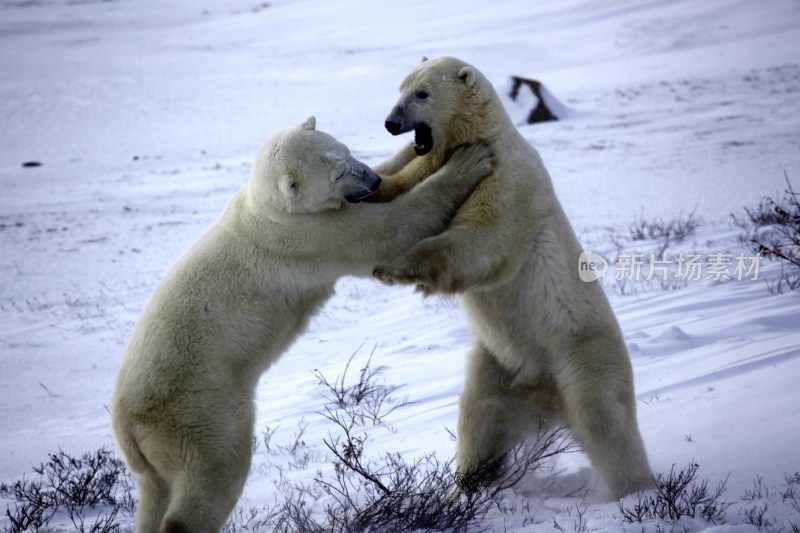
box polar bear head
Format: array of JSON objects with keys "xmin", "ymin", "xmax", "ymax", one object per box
[
  {"xmin": 249, "ymin": 117, "xmax": 381, "ymax": 214},
  {"xmin": 384, "ymin": 56, "xmax": 503, "ymax": 157}
]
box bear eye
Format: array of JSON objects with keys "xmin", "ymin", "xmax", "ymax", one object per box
[{"xmin": 415, "ymin": 90, "xmax": 429, "ymax": 99}]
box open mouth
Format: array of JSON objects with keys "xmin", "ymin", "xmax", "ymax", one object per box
[{"xmin": 413, "ymin": 123, "xmax": 433, "ymax": 156}]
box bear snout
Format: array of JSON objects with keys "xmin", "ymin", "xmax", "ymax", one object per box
[
  {"xmin": 385, "ymin": 119, "xmax": 403, "ymax": 135},
  {"xmin": 369, "ymin": 173, "xmax": 381, "ymax": 192},
  {"xmin": 385, "ymin": 104, "xmax": 413, "ymax": 136},
  {"xmin": 362, "ymin": 168, "xmax": 381, "ymax": 194},
  {"xmin": 342, "ymin": 164, "xmax": 381, "ymax": 203}
]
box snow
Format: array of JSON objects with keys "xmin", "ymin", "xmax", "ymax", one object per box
[{"xmin": 1, "ymin": 0, "xmax": 799, "ymax": 531}]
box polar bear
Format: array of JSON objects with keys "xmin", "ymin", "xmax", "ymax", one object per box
[
  {"xmin": 370, "ymin": 57, "xmax": 653, "ymax": 499},
  {"xmin": 111, "ymin": 116, "xmax": 491, "ymax": 533}
]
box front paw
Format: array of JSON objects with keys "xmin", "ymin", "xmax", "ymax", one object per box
[
  {"xmin": 373, "ymin": 263, "xmax": 434, "ymax": 295},
  {"xmin": 373, "ymin": 263, "xmax": 419, "ymax": 286}
]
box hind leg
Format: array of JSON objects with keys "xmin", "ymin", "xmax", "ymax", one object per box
[
  {"xmin": 455, "ymin": 342, "xmax": 559, "ymax": 492},
  {"xmin": 558, "ymin": 340, "xmax": 653, "ymax": 499},
  {"xmin": 161, "ymin": 472, "xmax": 246, "ymax": 533},
  {"xmin": 111, "ymin": 413, "xmax": 172, "ymax": 533},
  {"xmin": 160, "ymin": 429, "xmax": 253, "ymax": 532},
  {"xmin": 133, "ymin": 470, "xmax": 170, "ymax": 533}
]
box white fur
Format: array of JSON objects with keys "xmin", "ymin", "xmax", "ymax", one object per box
[
  {"xmin": 373, "ymin": 57, "xmax": 654, "ymax": 499},
  {"xmin": 111, "ymin": 117, "xmax": 491, "ymax": 532}
]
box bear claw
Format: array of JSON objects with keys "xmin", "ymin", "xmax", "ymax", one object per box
[{"xmin": 373, "ymin": 265, "xmax": 420, "ymax": 284}]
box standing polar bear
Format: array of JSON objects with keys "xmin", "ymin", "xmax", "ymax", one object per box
[
  {"xmin": 111, "ymin": 117, "xmax": 491, "ymax": 533},
  {"xmin": 371, "ymin": 57, "xmax": 653, "ymax": 499}
]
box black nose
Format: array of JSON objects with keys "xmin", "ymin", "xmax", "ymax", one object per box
[
  {"xmin": 370, "ymin": 176, "xmax": 381, "ymax": 192},
  {"xmin": 385, "ymin": 120, "xmax": 402, "ymax": 135}
]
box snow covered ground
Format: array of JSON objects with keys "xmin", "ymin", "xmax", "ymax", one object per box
[{"xmin": 1, "ymin": 0, "xmax": 799, "ymax": 531}]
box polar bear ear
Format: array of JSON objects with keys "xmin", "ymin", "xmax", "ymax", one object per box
[
  {"xmin": 298, "ymin": 116, "xmax": 316, "ymax": 131},
  {"xmin": 278, "ymin": 174, "xmax": 298, "ymax": 206},
  {"xmin": 458, "ymin": 66, "xmax": 476, "ymax": 87},
  {"xmin": 420, "ymin": 56, "xmax": 429, "ymax": 63}
]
